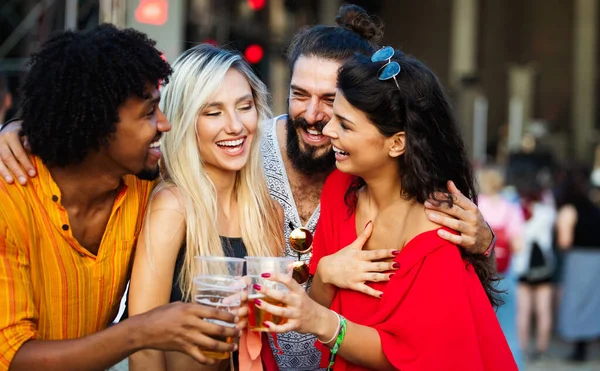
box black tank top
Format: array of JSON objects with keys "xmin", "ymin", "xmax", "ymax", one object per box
[
  {"xmin": 170, "ymin": 237, "xmax": 248, "ymax": 302},
  {"xmin": 122, "ymin": 236, "xmax": 248, "ymax": 319},
  {"xmin": 572, "ymin": 201, "xmax": 600, "ymax": 249}
]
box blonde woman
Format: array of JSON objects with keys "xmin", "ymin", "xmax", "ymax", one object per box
[{"xmin": 127, "ymin": 45, "xmax": 284, "ymax": 371}]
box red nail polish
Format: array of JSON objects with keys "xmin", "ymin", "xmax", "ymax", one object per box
[
  {"xmin": 389, "ymin": 273, "xmax": 395, "ymax": 278},
  {"xmin": 261, "ymin": 273, "xmax": 271, "ymax": 278},
  {"xmin": 392, "ymin": 250, "xmax": 400, "ymax": 256},
  {"xmin": 379, "ymin": 293, "xmax": 383, "ymax": 298},
  {"xmin": 263, "ymin": 322, "xmax": 270, "ymax": 328},
  {"xmin": 364, "ymin": 220, "xmax": 372, "ymax": 229},
  {"xmin": 392, "ymin": 262, "xmax": 400, "ymax": 269},
  {"xmin": 254, "ymin": 299, "xmax": 262, "ymax": 306},
  {"xmin": 253, "ymin": 284, "xmax": 262, "ymax": 291}
]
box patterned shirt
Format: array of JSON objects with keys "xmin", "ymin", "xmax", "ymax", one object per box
[
  {"xmin": 0, "ymin": 156, "xmax": 154, "ymax": 370},
  {"xmin": 261, "ymin": 115, "xmax": 324, "ymax": 370}
]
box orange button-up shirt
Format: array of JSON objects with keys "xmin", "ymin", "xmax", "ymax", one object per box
[{"xmin": 0, "ymin": 156, "xmax": 154, "ymax": 369}]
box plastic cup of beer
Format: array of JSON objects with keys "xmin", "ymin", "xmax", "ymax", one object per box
[
  {"xmin": 245, "ymin": 256, "xmax": 295, "ymax": 332},
  {"xmin": 194, "ymin": 256, "xmax": 246, "ymax": 359}
]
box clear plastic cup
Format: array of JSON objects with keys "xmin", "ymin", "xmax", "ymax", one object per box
[
  {"xmin": 194, "ymin": 256, "xmax": 246, "ymax": 359},
  {"xmin": 245, "ymin": 256, "xmax": 294, "ymax": 332}
]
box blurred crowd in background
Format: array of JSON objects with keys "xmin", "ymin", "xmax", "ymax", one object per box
[{"xmin": 479, "ymin": 139, "xmax": 600, "ymax": 369}]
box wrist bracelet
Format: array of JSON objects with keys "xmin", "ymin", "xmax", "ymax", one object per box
[
  {"xmin": 318, "ymin": 310, "xmax": 340, "ymax": 345},
  {"xmin": 327, "ymin": 314, "xmax": 347, "ymax": 371},
  {"xmin": 483, "ymin": 222, "xmax": 497, "ymax": 257}
]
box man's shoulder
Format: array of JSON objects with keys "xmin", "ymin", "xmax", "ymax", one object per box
[
  {"xmin": 261, "ymin": 114, "xmax": 284, "ymax": 142},
  {"xmin": 273, "ymin": 113, "xmax": 287, "ymax": 125},
  {"xmin": 0, "ymin": 177, "xmax": 40, "ymax": 238},
  {"xmin": 0, "ymin": 176, "xmax": 38, "ymax": 210},
  {"xmin": 0, "ymin": 156, "xmax": 46, "ymax": 209},
  {"xmin": 261, "ymin": 114, "xmax": 283, "ymax": 131}
]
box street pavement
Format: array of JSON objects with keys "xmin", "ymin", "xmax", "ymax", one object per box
[{"xmin": 524, "ymin": 338, "xmax": 600, "ymax": 371}]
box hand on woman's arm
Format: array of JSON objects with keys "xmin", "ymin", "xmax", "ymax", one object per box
[
  {"xmin": 254, "ymin": 273, "xmax": 395, "ymax": 371},
  {"xmin": 425, "ymin": 180, "xmax": 494, "ymax": 254}
]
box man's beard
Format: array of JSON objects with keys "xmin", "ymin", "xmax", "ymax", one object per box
[
  {"xmin": 286, "ymin": 116, "xmax": 336, "ymax": 175},
  {"xmin": 135, "ymin": 166, "xmax": 160, "ymax": 181}
]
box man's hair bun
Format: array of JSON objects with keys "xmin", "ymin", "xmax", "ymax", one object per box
[{"xmin": 335, "ymin": 4, "xmax": 384, "ymax": 43}]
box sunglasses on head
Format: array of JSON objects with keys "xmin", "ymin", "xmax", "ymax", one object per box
[
  {"xmin": 288, "ymin": 222, "xmax": 313, "ymax": 284},
  {"xmin": 371, "ymin": 46, "xmax": 401, "ymax": 91}
]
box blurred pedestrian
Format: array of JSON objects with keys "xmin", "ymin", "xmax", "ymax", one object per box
[
  {"xmin": 477, "ymin": 165, "xmax": 525, "ymax": 369},
  {"xmin": 513, "ymin": 177, "xmax": 557, "ymax": 362},
  {"xmin": 556, "ymin": 165, "xmax": 600, "ymax": 362}
]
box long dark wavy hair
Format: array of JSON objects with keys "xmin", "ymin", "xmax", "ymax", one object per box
[{"xmin": 338, "ymin": 49, "xmax": 502, "ymax": 307}]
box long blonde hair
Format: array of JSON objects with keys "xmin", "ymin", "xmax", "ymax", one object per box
[{"xmin": 149, "ymin": 44, "xmax": 283, "ymax": 300}]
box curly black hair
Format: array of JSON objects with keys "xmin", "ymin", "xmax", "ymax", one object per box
[
  {"xmin": 338, "ymin": 50, "xmax": 502, "ymax": 307},
  {"xmin": 20, "ymin": 24, "xmax": 172, "ymax": 167}
]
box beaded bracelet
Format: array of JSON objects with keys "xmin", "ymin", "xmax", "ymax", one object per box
[{"xmin": 327, "ymin": 314, "xmax": 347, "ymax": 371}]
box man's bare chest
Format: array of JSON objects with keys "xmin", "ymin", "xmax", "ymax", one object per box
[{"xmin": 290, "ymin": 182, "xmax": 322, "ymax": 225}]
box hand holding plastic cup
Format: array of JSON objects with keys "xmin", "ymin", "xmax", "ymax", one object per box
[
  {"xmin": 245, "ymin": 256, "xmax": 294, "ymax": 332},
  {"xmin": 194, "ymin": 256, "xmax": 246, "ymax": 359}
]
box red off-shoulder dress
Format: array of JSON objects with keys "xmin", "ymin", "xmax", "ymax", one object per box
[{"xmin": 309, "ymin": 170, "xmax": 517, "ymax": 371}]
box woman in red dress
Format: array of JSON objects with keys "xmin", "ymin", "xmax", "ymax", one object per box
[{"xmin": 252, "ymin": 47, "xmax": 517, "ymax": 370}]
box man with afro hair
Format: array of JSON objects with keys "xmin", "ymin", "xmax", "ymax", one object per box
[{"xmin": 0, "ymin": 24, "xmax": 239, "ymax": 371}]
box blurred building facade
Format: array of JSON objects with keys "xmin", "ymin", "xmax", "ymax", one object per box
[{"xmin": 0, "ymin": 0, "xmax": 597, "ymax": 165}]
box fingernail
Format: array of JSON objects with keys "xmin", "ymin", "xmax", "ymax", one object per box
[
  {"xmin": 364, "ymin": 220, "xmax": 372, "ymax": 229},
  {"xmin": 254, "ymin": 299, "xmax": 262, "ymax": 306},
  {"xmin": 428, "ymin": 212, "xmax": 439, "ymax": 221},
  {"xmin": 262, "ymin": 322, "xmax": 270, "ymax": 328},
  {"xmin": 233, "ymin": 344, "xmax": 239, "ymax": 350},
  {"xmin": 392, "ymin": 262, "xmax": 400, "ymax": 269},
  {"xmin": 4, "ymin": 176, "xmax": 12, "ymax": 183},
  {"xmin": 392, "ymin": 250, "xmax": 400, "ymax": 256},
  {"xmin": 389, "ymin": 273, "xmax": 395, "ymax": 279},
  {"xmin": 18, "ymin": 176, "xmax": 26, "ymax": 184},
  {"xmin": 379, "ymin": 293, "xmax": 383, "ymax": 298},
  {"xmin": 28, "ymin": 170, "xmax": 36, "ymax": 177},
  {"xmin": 424, "ymin": 201, "xmax": 432, "ymax": 208},
  {"xmin": 261, "ymin": 273, "xmax": 271, "ymax": 278},
  {"xmin": 253, "ymin": 284, "xmax": 262, "ymax": 291}
]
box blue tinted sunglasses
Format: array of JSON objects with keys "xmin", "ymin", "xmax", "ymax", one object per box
[{"xmin": 371, "ymin": 46, "xmax": 401, "ymax": 91}]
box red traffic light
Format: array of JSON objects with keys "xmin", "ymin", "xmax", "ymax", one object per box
[
  {"xmin": 244, "ymin": 44, "xmax": 264, "ymax": 64},
  {"xmin": 203, "ymin": 39, "xmax": 219, "ymax": 47},
  {"xmin": 247, "ymin": 0, "xmax": 266, "ymax": 11},
  {"xmin": 135, "ymin": 0, "xmax": 168, "ymax": 26}
]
